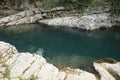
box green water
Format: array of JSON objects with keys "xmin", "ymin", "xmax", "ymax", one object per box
[{"xmin": 0, "ymin": 24, "xmax": 120, "ymax": 71}]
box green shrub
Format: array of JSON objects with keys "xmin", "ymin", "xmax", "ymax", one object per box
[
  {"xmin": 41, "ymin": 0, "xmax": 60, "ymax": 10},
  {"xmin": 28, "ymin": 74, "xmax": 36, "ymax": 80},
  {"xmin": 1, "ymin": 0, "xmax": 120, "ymax": 15},
  {"xmin": 3, "ymin": 69, "xmax": 10, "ymax": 78}
]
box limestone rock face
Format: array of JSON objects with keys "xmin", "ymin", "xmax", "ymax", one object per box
[
  {"xmin": 94, "ymin": 62, "xmax": 120, "ymax": 80},
  {"xmin": 0, "ymin": 8, "xmax": 43, "ymax": 26},
  {"xmin": 37, "ymin": 63, "xmax": 59, "ymax": 80},
  {"xmin": 101, "ymin": 62, "xmax": 120, "ymax": 77},
  {"xmin": 0, "ymin": 41, "xmax": 120, "ymax": 80},
  {"xmin": 39, "ymin": 17, "xmax": 79, "ymax": 28},
  {"xmin": 6, "ymin": 14, "xmax": 42, "ymax": 26},
  {"xmin": 0, "ymin": 41, "xmax": 18, "ymax": 61},
  {"xmin": 65, "ymin": 69, "xmax": 97, "ymax": 80},
  {"xmin": 94, "ymin": 63, "xmax": 116, "ymax": 80},
  {"xmin": 39, "ymin": 13, "xmax": 116, "ymax": 30}
]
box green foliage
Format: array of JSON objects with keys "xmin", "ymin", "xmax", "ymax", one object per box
[
  {"xmin": 2, "ymin": 64, "xmax": 8, "ymax": 67},
  {"xmin": 1, "ymin": 0, "xmax": 120, "ymax": 15},
  {"xmin": 6, "ymin": 0, "xmax": 22, "ymax": 7},
  {"xmin": 58, "ymin": 0, "xmax": 90, "ymax": 9},
  {"xmin": 110, "ymin": 0, "xmax": 120, "ymax": 16},
  {"xmin": 40, "ymin": 0, "xmax": 120, "ymax": 13},
  {"xmin": 3, "ymin": 69, "xmax": 10, "ymax": 78},
  {"xmin": 2, "ymin": 0, "xmax": 37, "ymax": 9},
  {"xmin": 56, "ymin": 0, "xmax": 120, "ymax": 16},
  {"xmin": 28, "ymin": 74, "xmax": 36, "ymax": 80},
  {"xmin": 41, "ymin": 0, "xmax": 60, "ymax": 10}
]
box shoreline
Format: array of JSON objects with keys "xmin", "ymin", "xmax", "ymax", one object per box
[
  {"xmin": 0, "ymin": 41, "xmax": 120, "ymax": 80},
  {"xmin": 0, "ymin": 8, "xmax": 120, "ymax": 31}
]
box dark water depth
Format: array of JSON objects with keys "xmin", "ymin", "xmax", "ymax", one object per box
[{"xmin": 0, "ymin": 24, "xmax": 120, "ymax": 71}]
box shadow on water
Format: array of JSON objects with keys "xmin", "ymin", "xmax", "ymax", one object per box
[{"xmin": 0, "ymin": 24, "xmax": 120, "ymax": 72}]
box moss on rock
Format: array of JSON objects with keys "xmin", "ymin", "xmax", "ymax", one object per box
[{"xmin": 95, "ymin": 58, "xmax": 117, "ymax": 63}]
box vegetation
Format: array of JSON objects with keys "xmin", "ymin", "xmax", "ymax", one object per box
[
  {"xmin": 40, "ymin": 0, "xmax": 120, "ymax": 10},
  {"xmin": 3, "ymin": 69, "xmax": 10, "ymax": 78},
  {"xmin": 95, "ymin": 58, "xmax": 117, "ymax": 63},
  {"xmin": 110, "ymin": 0, "xmax": 120, "ymax": 16},
  {"xmin": 0, "ymin": 0, "xmax": 119, "ymax": 9},
  {"xmin": 1, "ymin": 64, "xmax": 8, "ymax": 67},
  {"xmin": 28, "ymin": 74, "xmax": 36, "ymax": 80},
  {"xmin": 0, "ymin": 0, "xmax": 120, "ymax": 15}
]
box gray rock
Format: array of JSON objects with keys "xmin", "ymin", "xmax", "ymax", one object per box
[
  {"xmin": 6, "ymin": 14, "xmax": 42, "ymax": 26},
  {"xmin": 0, "ymin": 8, "xmax": 42, "ymax": 26},
  {"xmin": 39, "ymin": 13, "xmax": 117, "ymax": 30}
]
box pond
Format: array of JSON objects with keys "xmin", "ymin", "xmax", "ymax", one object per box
[{"xmin": 0, "ymin": 24, "xmax": 120, "ymax": 72}]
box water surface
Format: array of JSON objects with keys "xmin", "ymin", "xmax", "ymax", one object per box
[{"xmin": 0, "ymin": 24, "xmax": 120, "ymax": 71}]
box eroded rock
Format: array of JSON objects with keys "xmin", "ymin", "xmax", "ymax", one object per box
[
  {"xmin": 0, "ymin": 41, "xmax": 18, "ymax": 61},
  {"xmin": 0, "ymin": 8, "xmax": 43, "ymax": 27},
  {"xmin": 93, "ymin": 63, "xmax": 116, "ymax": 80},
  {"xmin": 39, "ymin": 13, "xmax": 115, "ymax": 30}
]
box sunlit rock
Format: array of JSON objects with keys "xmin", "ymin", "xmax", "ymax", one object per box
[
  {"xmin": 0, "ymin": 41, "xmax": 18, "ymax": 61},
  {"xmin": 93, "ymin": 63, "xmax": 116, "ymax": 80},
  {"xmin": 65, "ymin": 69, "xmax": 97, "ymax": 80},
  {"xmin": 39, "ymin": 13, "xmax": 114, "ymax": 30},
  {"xmin": 22, "ymin": 54, "xmax": 46, "ymax": 79},
  {"xmin": 100, "ymin": 62, "xmax": 120, "ymax": 79},
  {"xmin": 37, "ymin": 63, "xmax": 59, "ymax": 80},
  {"xmin": 0, "ymin": 8, "xmax": 42, "ymax": 26},
  {"xmin": 6, "ymin": 14, "xmax": 42, "ymax": 26},
  {"xmin": 10, "ymin": 53, "xmax": 36, "ymax": 78}
]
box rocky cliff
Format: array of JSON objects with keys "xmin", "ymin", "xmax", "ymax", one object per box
[{"xmin": 0, "ymin": 41, "xmax": 120, "ymax": 80}]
